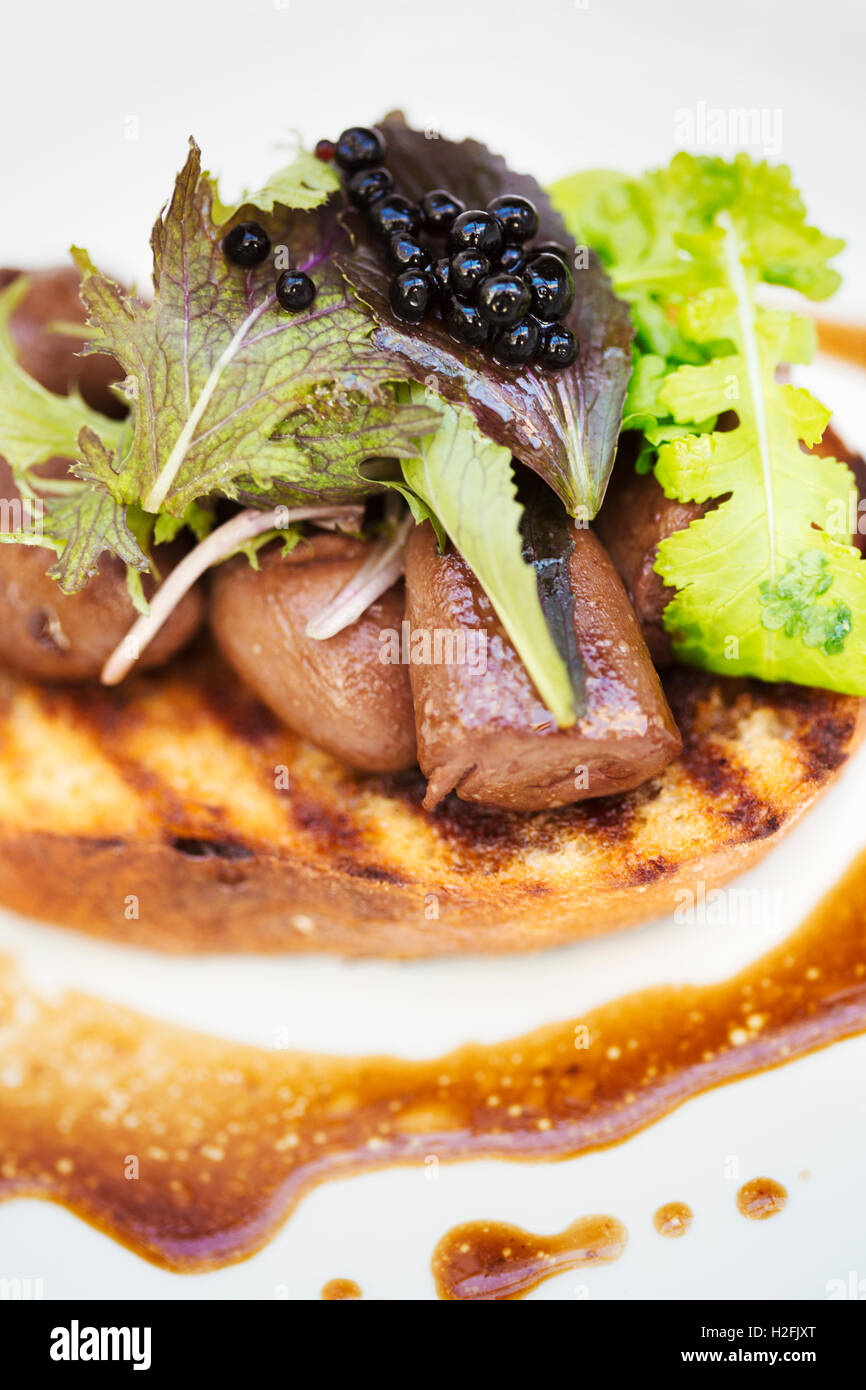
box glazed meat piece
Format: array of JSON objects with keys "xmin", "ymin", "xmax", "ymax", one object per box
[
  {"xmin": 0, "ymin": 458, "xmax": 204, "ymax": 681},
  {"xmin": 594, "ymin": 464, "xmax": 709, "ymax": 665},
  {"xmin": 1, "ymin": 266, "xmax": 125, "ymax": 417},
  {"xmin": 404, "ymin": 521, "xmax": 681, "ymax": 811},
  {"xmin": 210, "ymin": 534, "xmax": 417, "ymax": 773}
]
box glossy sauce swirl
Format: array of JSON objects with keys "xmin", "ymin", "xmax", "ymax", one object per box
[{"xmin": 1, "ymin": 850, "xmax": 864, "ymax": 1272}]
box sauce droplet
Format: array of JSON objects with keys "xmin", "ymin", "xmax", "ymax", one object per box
[
  {"xmin": 736, "ymin": 1178, "xmax": 788, "ymax": 1221},
  {"xmin": 431, "ymin": 1215, "xmax": 627, "ymax": 1301},
  {"xmin": 653, "ymin": 1201, "xmax": 693, "ymax": 1238},
  {"xmin": 321, "ymin": 1278, "xmax": 361, "ymax": 1300}
]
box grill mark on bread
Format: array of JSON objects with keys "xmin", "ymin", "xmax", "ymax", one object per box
[
  {"xmin": 289, "ymin": 793, "xmax": 364, "ymax": 853},
  {"xmin": 0, "ymin": 641, "xmax": 861, "ymax": 954},
  {"xmin": 759, "ymin": 683, "xmax": 860, "ymax": 781},
  {"xmin": 169, "ymin": 837, "xmax": 255, "ymax": 861},
  {"xmin": 630, "ymin": 854, "xmax": 672, "ymax": 884}
]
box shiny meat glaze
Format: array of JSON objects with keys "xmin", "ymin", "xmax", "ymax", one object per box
[
  {"xmin": 211, "ymin": 535, "xmax": 417, "ymax": 773},
  {"xmin": 405, "ymin": 522, "xmax": 682, "ymax": 811}
]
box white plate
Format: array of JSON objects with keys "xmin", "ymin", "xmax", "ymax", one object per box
[{"xmin": 1, "ymin": 0, "xmax": 865, "ymax": 1301}]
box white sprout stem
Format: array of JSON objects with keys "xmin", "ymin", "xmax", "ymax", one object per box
[
  {"xmin": 305, "ymin": 511, "xmax": 414, "ymax": 641},
  {"xmin": 101, "ymin": 503, "xmax": 353, "ymax": 686},
  {"xmin": 142, "ymin": 299, "xmax": 271, "ymax": 515}
]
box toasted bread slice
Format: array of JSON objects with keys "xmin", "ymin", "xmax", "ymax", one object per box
[{"xmin": 0, "ymin": 643, "xmax": 861, "ymax": 956}]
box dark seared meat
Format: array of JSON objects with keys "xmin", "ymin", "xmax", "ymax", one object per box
[
  {"xmin": 1, "ymin": 266, "xmax": 125, "ymax": 418},
  {"xmin": 0, "ymin": 458, "xmax": 204, "ymax": 681},
  {"xmin": 404, "ymin": 521, "xmax": 681, "ymax": 811},
  {"xmin": 594, "ymin": 464, "xmax": 710, "ymax": 665},
  {"xmin": 210, "ymin": 535, "xmax": 417, "ymax": 774}
]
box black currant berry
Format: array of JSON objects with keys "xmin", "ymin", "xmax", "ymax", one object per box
[
  {"xmin": 528, "ymin": 241, "xmax": 572, "ymax": 269},
  {"xmin": 368, "ymin": 193, "xmax": 421, "ymax": 240},
  {"xmin": 477, "ymin": 272, "xmax": 532, "ymax": 328},
  {"xmin": 276, "ymin": 270, "xmax": 316, "ymax": 312},
  {"xmin": 346, "ymin": 165, "xmax": 393, "ymax": 207},
  {"xmin": 389, "ymin": 269, "xmax": 432, "ymax": 323},
  {"xmin": 487, "ymin": 194, "xmax": 539, "ymax": 244},
  {"xmin": 334, "ymin": 126, "xmax": 387, "ymax": 172},
  {"xmin": 314, "ymin": 138, "xmax": 336, "ymax": 162},
  {"xmin": 523, "ymin": 252, "xmax": 575, "ymax": 321},
  {"xmin": 387, "ymin": 233, "xmax": 431, "ymax": 273},
  {"xmin": 451, "ymin": 249, "xmax": 490, "ymax": 302},
  {"xmin": 222, "ymin": 222, "xmax": 271, "ymax": 268},
  {"xmin": 492, "ymin": 317, "xmax": 539, "ymax": 365},
  {"xmin": 498, "ymin": 244, "xmax": 526, "ymax": 276},
  {"xmin": 420, "ymin": 189, "xmax": 466, "ymax": 235},
  {"xmin": 447, "ymin": 209, "xmax": 503, "ymax": 259},
  {"xmin": 537, "ymin": 322, "xmax": 578, "ymax": 368},
  {"xmin": 432, "ymin": 257, "xmax": 452, "ymax": 296},
  {"xmin": 443, "ymin": 296, "xmax": 490, "ymax": 347}
]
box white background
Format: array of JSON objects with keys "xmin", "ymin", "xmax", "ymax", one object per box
[{"xmin": 0, "ymin": 0, "xmax": 865, "ymax": 1301}]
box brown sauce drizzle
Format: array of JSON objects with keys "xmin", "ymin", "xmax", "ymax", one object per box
[
  {"xmin": 1, "ymin": 849, "xmax": 865, "ymax": 1273},
  {"xmin": 736, "ymin": 1178, "xmax": 788, "ymax": 1221},
  {"xmin": 653, "ymin": 1201, "xmax": 693, "ymax": 1238},
  {"xmin": 321, "ymin": 1278, "xmax": 362, "ymax": 1300},
  {"xmin": 431, "ymin": 1215, "xmax": 626, "ymax": 1301},
  {"xmin": 815, "ymin": 318, "xmax": 866, "ymax": 368}
]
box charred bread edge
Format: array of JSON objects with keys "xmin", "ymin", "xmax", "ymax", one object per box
[
  {"xmin": 0, "ymin": 807, "xmax": 852, "ymax": 958},
  {"xmin": 0, "ymin": 659, "xmax": 861, "ymax": 956}
]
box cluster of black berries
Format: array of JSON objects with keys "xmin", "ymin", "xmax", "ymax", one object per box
[
  {"xmin": 323, "ymin": 126, "xmax": 578, "ymax": 369},
  {"xmin": 222, "ymin": 223, "xmax": 317, "ymax": 314}
]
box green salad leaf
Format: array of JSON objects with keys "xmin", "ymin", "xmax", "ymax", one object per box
[
  {"xmin": 0, "ymin": 277, "xmax": 124, "ymax": 482},
  {"xmin": 73, "ymin": 140, "xmax": 408, "ymax": 521},
  {"xmin": 400, "ymin": 393, "xmax": 577, "ymax": 726},
  {"xmin": 553, "ymin": 152, "xmax": 866, "ymax": 695},
  {"xmin": 0, "ymin": 141, "xmax": 429, "ymax": 591},
  {"xmin": 213, "ymin": 148, "xmax": 340, "ymax": 223},
  {"xmin": 42, "ymin": 429, "xmax": 149, "ymax": 590},
  {"xmin": 234, "ymin": 388, "xmax": 440, "ymax": 505},
  {"xmin": 652, "ymin": 284, "xmax": 866, "ymax": 692}
]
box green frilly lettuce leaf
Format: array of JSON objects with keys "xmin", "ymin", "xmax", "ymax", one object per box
[{"xmin": 553, "ymin": 152, "xmax": 865, "ymax": 694}]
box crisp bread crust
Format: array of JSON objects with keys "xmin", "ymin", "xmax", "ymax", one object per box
[{"xmin": 0, "ymin": 642, "xmax": 861, "ymax": 956}]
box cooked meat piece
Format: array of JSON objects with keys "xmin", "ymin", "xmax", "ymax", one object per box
[
  {"xmin": 404, "ymin": 520, "xmax": 682, "ymax": 811},
  {"xmin": 1, "ymin": 265, "xmax": 125, "ymax": 418},
  {"xmin": 594, "ymin": 464, "xmax": 710, "ymax": 665},
  {"xmin": 0, "ymin": 458, "xmax": 203, "ymax": 682},
  {"xmin": 210, "ymin": 534, "xmax": 417, "ymax": 773}
]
